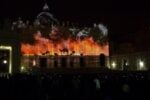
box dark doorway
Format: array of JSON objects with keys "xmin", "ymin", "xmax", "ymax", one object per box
[{"xmin": 39, "ymin": 57, "xmax": 47, "ymax": 68}]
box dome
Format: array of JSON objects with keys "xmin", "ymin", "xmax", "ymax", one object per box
[{"xmin": 35, "ymin": 3, "xmax": 58, "ymax": 26}]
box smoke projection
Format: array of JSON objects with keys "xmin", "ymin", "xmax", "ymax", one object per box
[
  {"xmin": 21, "ymin": 24, "xmax": 109, "ymax": 56},
  {"xmin": 97, "ymin": 24, "xmax": 108, "ymax": 36}
]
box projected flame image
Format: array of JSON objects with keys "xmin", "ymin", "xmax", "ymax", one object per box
[{"xmin": 21, "ymin": 25, "xmax": 109, "ymax": 56}]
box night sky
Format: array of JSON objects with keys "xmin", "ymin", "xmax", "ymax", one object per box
[{"xmin": 0, "ymin": 0, "xmax": 150, "ymax": 36}]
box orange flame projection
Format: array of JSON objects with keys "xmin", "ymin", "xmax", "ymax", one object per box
[{"xmin": 21, "ymin": 30, "xmax": 109, "ymax": 56}]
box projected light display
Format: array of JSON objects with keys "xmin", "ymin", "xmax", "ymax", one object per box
[
  {"xmin": 19, "ymin": 23, "xmax": 109, "ymax": 69},
  {"xmin": 21, "ymin": 24, "xmax": 109, "ymax": 56}
]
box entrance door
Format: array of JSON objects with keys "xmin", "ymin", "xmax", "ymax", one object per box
[{"xmin": 0, "ymin": 46, "xmax": 12, "ymax": 74}]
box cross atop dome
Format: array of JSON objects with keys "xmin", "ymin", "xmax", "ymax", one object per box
[{"xmin": 43, "ymin": 0, "xmax": 49, "ymax": 11}]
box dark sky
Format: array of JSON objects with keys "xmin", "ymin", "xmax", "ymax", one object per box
[{"xmin": 0, "ymin": 0, "xmax": 150, "ymax": 35}]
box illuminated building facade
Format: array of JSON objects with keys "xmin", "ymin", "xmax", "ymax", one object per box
[
  {"xmin": 18, "ymin": 3, "xmax": 109, "ymax": 72},
  {"xmin": 1, "ymin": 2, "xmax": 149, "ymax": 73},
  {"xmin": 0, "ymin": 2, "xmax": 109, "ymax": 73}
]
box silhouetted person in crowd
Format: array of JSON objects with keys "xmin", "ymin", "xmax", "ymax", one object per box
[
  {"xmin": 123, "ymin": 59, "xmax": 128, "ymax": 71},
  {"xmin": 93, "ymin": 76, "xmax": 101, "ymax": 100}
]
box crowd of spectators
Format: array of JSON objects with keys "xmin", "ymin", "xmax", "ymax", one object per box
[{"xmin": 0, "ymin": 72, "xmax": 149, "ymax": 100}]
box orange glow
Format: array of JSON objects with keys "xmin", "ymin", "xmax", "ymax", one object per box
[{"xmin": 21, "ymin": 31, "xmax": 109, "ymax": 56}]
